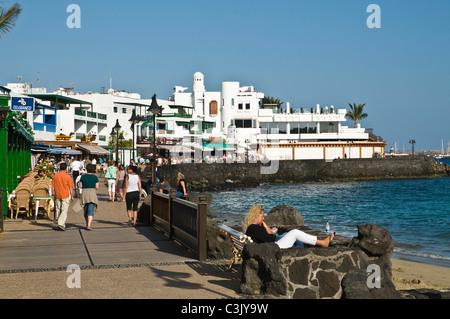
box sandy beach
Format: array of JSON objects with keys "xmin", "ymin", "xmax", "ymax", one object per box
[{"xmin": 391, "ymin": 258, "xmax": 450, "ymax": 291}]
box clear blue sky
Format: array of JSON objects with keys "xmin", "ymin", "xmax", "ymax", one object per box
[{"xmin": 1, "ymin": 0, "xmax": 449, "ymax": 151}]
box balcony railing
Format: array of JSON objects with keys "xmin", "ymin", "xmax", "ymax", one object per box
[{"xmin": 74, "ymin": 108, "xmax": 107, "ymax": 121}]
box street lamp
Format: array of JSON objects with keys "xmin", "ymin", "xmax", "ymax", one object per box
[
  {"xmin": 128, "ymin": 109, "xmax": 139, "ymax": 161},
  {"xmin": 409, "ymin": 139, "xmax": 416, "ymax": 156},
  {"xmin": 113, "ymin": 119, "xmax": 121, "ymax": 163},
  {"xmin": 146, "ymin": 94, "xmax": 163, "ymax": 184}
]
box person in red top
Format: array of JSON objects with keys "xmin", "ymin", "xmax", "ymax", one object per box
[{"xmin": 50, "ymin": 162, "xmax": 74, "ymax": 231}]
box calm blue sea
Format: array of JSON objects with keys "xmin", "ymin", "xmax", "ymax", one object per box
[{"xmin": 210, "ymin": 159, "xmax": 450, "ymax": 267}]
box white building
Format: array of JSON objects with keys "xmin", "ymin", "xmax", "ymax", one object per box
[
  {"xmin": 161, "ymin": 72, "xmax": 386, "ymax": 160},
  {"xmin": 4, "ymin": 72, "xmax": 386, "ymax": 161}
]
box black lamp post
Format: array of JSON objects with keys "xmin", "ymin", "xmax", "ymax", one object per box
[
  {"xmin": 409, "ymin": 139, "xmax": 416, "ymax": 157},
  {"xmin": 113, "ymin": 119, "xmax": 121, "ymax": 163},
  {"xmin": 128, "ymin": 109, "xmax": 138, "ymax": 161},
  {"xmin": 146, "ymin": 94, "xmax": 163, "ymax": 183}
]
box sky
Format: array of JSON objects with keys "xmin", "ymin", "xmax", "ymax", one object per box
[{"xmin": 1, "ymin": 0, "xmax": 449, "ymax": 151}]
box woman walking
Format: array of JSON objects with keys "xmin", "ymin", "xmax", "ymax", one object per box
[
  {"xmin": 124, "ymin": 165, "xmax": 142, "ymax": 226},
  {"xmin": 105, "ymin": 161, "xmax": 119, "ymax": 201},
  {"xmin": 79, "ymin": 163, "xmax": 99, "ymax": 230},
  {"xmin": 117, "ymin": 164, "xmax": 126, "ymax": 201}
]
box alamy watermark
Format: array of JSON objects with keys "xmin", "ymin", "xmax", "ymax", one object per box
[
  {"xmin": 165, "ymin": 134, "xmax": 280, "ymax": 175},
  {"xmin": 66, "ymin": 264, "xmax": 81, "ymax": 288},
  {"xmin": 66, "ymin": 4, "xmax": 81, "ymax": 29},
  {"xmin": 367, "ymin": 4, "xmax": 381, "ymax": 29},
  {"xmin": 367, "ymin": 264, "xmax": 381, "ymax": 288}
]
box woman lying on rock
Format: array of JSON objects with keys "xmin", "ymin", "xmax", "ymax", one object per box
[{"xmin": 243, "ymin": 205, "xmax": 335, "ymax": 248}]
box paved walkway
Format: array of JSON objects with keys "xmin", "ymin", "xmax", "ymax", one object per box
[{"xmin": 0, "ymin": 175, "xmax": 242, "ymax": 299}]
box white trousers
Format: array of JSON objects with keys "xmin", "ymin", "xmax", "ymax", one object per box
[
  {"xmin": 107, "ymin": 179, "xmax": 116, "ymax": 192},
  {"xmin": 276, "ymin": 229, "xmax": 317, "ymax": 248}
]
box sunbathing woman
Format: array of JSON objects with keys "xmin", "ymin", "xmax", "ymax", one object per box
[{"xmin": 243, "ymin": 205, "xmax": 335, "ymax": 248}]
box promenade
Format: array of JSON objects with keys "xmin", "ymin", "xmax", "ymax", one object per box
[{"xmin": 0, "ymin": 175, "xmax": 241, "ymax": 299}]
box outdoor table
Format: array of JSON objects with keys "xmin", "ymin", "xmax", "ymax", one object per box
[{"xmin": 33, "ymin": 196, "xmax": 52, "ymax": 222}]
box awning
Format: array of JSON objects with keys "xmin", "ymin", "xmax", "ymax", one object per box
[
  {"xmin": 31, "ymin": 144, "xmax": 82, "ymax": 155},
  {"xmin": 29, "ymin": 94, "xmax": 93, "ymax": 110},
  {"xmin": 76, "ymin": 144, "xmax": 110, "ymax": 155},
  {"xmin": 48, "ymin": 148, "xmax": 82, "ymax": 155}
]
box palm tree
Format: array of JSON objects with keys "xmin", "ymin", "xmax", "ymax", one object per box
[
  {"xmin": 262, "ymin": 96, "xmax": 283, "ymax": 107},
  {"xmin": 346, "ymin": 103, "xmax": 368, "ymax": 128},
  {"xmin": 0, "ymin": 2, "xmax": 22, "ymax": 40}
]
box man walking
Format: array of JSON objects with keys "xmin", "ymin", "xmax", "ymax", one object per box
[
  {"xmin": 70, "ymin": 157, "xmax": 83, "ymax": 187},
  {"xmin": 51, "ymin": 163, "xmax": 74, "ymax": 231}
]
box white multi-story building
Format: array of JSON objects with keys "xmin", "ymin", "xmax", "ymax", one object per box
[
  {"xmin": 161, "ymin": 72, "xmax": 386, "ymax": 160},
  {"xmin": 5, "ymin": 72, "xmax": 386, "ymax": 161}
]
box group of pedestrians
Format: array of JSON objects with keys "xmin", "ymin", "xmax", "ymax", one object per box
[{"xmin": 51, "ymin": 159, "xmax": 143, "ymax": 230}]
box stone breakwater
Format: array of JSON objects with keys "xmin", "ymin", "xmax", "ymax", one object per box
[{"xmin": 146, "ymin": 156, "xmax": 448, "ymax": 191}]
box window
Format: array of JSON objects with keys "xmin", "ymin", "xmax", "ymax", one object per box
[
  {"xmin": 290, "ymin": 122, "xmax": 300, "ymax": 134},
  {"xmin": 122, "ymin": 108, "xmax": 127, "ymax": 114},
  {"xmin": 209, "ymin": 100, "xmax": 218, "ymax": 115},
  {"xmin": 259, "ymin": 122, "xmax": 287, "ymax": 134},
  {"xmin": 300, "ymin": 122, "xmax": 317, "ymax": 133},
  {"xmin": 113, "ymin": 107, "xmax": 118, "ymax": 113},
  {"xmin": 233, "ymin": 119, "xmax": 255, "ymax": 128},
  {"xmin": 245, "ymin": 103, "xmax": 250, "ymax": 110},
  {"xmin": 238, "ymin": 103, "xmax": 243, "ymax": 110},
  {"xmin": 320, "ymin": 121, "xmax": 338, "ymax": 133}
]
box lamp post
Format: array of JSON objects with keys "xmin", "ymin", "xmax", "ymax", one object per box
[
  {"xmin": 146, "ymin": 94, "xmax": 163, "ymax": 184},
  {"xmin": 112, "ymin": 119, "xmax": 121, "ymax": 164},
  {"xmin": 409, "ymin": 139, "xmax": 416, "ymax": 157},
  {"xmin": 128, "ymin": 109, "xmax": 138, "ymax": 162},
  {"xmin": 109, "ymin": 128, "xmax": 116, "ymax": 162}
]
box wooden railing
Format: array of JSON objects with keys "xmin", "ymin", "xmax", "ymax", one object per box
[{"xmin": 150, "ymin": 189, "xmax": 207, "ymax": 260}]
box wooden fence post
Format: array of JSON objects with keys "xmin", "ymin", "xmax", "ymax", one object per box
[
  {"xmin": 197, "ymin": 195, "xmax": 207, "ymax": 261},
  {"xmin": 169, "ymin": 188, "xmax": 176, "ymax": 239},
  {"xmin": 149, "ymin": 186, "xmax": 157, "ymax": 226}
]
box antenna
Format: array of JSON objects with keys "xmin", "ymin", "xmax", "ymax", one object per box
[
  {"xmin": 37, "ymin": 72, "xmax": 40, "ymax": 88},
  {"xmin": 109, "ymin": 69, "xmax": 112, "ymax": 90},
  {"xmin": 17, "ymin": 75, "xmax": 22, "ymax": 83}
]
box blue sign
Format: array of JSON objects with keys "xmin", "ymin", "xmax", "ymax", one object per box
[{"xmin": 11, "ymin": 97, "xmax": 35, "ymax": 112}]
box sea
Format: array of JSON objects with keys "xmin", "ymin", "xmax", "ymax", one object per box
[{"xmin": 209, "ymin": 158, "xmax": 450, "ymax": 268}]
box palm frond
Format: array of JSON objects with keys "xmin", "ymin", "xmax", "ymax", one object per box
[{"xmin": 0, "ymin": 3, "xmax": 22, "ymax": 39}]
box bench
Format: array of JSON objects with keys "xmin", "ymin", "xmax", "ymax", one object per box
[{"xmin": 218, "ymin": 224, "xmax": 253, "ymax": 271}]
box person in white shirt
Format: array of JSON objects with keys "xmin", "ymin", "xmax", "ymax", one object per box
[
  {"xmin": 70, "ymin": 157, "xmax": 84, "ymax": 187},
  {"xmin": 124, "ymin": 165, "xmax": 142, "ymax": 226},
  {"xmin": 75, "ymin": 169, "xmax": 85, "ymax": 197}
]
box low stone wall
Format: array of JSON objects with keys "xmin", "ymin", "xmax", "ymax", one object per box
[
  {"xmin": 239, "ymin": 224, "xmax": 400, "ymax": 299},
  {"xmin": 147, "ymin": 156, "xmax": 448, "ymax": 192},
  {"xmin": 205, "ymin": 205, "xmax": 401, "ymax": 299}
]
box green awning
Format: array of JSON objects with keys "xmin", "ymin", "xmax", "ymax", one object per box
[{"xmin": 29, "ymin": 94, "xmax": 93, "ymax": 110}]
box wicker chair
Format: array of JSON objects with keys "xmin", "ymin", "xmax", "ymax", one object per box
[{"xmin": 11, "ymin": 188, "xmax": 32, "ymax": 219}]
